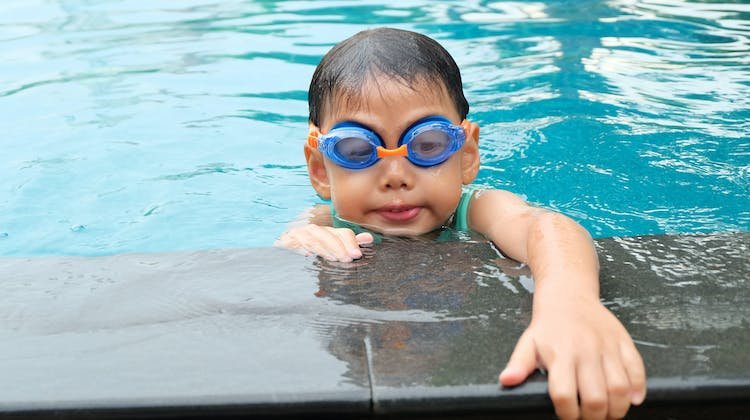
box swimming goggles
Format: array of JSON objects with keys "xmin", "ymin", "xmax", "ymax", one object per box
[{"xmin": 307, "ymin": 116, "xmax": 469, "ymax": 170}]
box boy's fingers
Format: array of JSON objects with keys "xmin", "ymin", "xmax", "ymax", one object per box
[
  {"xmin": 275, "ymin": 230, "xmax": 301, "ymax": 249},
  {"xmin": 499, "ymin": 330, "xmax": 537, "ymax": 387},
  {"xmin": 322, "ymin": 227, "xmax": 359, "ymax": 261},
  {"xmin": 547, "ymin": 361, "xmax": 579, "ymax": 420},
  {"xmin": 620, "ymin": 340, "xmax": 647, "ymax": 405},
  {"xmin": 603, "ymin": 353, "xmax": 632, "ymax": 419},
  {"xmin": 578, "ymin": 357, "xmax": 608, "ymax": 420},
  {"xmin": 277, "ymin": 226, "xmax": 367, "ymax": 262},
  {"xmin": 331, "ymin": 228, "xmax": 365, "ymax": 259},
  {"xmin": 302, "ymin": 225, "xmax": 350, "ymax": 261},
  {"xmin": 355, "ymin": 232, "xmax": 374, "ymax": 245}
]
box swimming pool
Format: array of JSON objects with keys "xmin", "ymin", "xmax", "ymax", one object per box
[{"xmin": 1, "ymin": 0, "xmax": 748, "ymax": 256}]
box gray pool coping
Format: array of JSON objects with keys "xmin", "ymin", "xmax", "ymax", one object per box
[{"xmin": 1, "ymin": 232, "xmax": 748, "ymax": 418}]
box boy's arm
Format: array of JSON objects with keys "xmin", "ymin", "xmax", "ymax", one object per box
[
  {"xmin": 275, "ymin": 204, "xmax": 373, "ymax": 261},
  {"xmin": 469, "ymin": 189, "xmax": 646, "ymax": 420}
]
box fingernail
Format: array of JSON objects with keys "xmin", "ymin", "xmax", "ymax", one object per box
[
  {"xmin": 631, "ymin": 390, "xmax": 645, "ymax": 405},
  {"xmin": 355, "ymin": 232, "xmax": 373, "ymax": 244}
]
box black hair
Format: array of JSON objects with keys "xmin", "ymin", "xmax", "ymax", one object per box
[{"xmin": 308, "ymin": 27, "xmax": 469, "ymax": 126}]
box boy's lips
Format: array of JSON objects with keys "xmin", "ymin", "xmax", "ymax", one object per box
[{"xmin": 376, "ymin": 205, "xmax": 422, "ymax": 222}]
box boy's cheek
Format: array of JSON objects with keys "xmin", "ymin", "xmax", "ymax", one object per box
[
  {"xmin": 328, "ymin": 166, "xmax": 372, "ymax": 187},
  {"xmin": 328, "ymin": 173, "xmax": 371, "ymax": 204},
  {"xmin": 314, "ymin": 161, "xmax": 358, "ymax": 200}
]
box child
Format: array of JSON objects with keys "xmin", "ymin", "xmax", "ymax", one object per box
[{"xmin": 277, "ymin": 27, "xmax": 646, "ymax": 419}]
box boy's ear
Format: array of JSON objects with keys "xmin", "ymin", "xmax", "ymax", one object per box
[
  {"xmin": 461, "ymin": 121, "xmax": 480, "ymax": 185},
  {"xmin": 304, "ymin": 134, "xmax": 332, "ymax": 200}
]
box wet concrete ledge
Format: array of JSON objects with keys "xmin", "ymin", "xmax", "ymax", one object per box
[{"xmin": 0, "ymin": 232, "xmax": 748, "ymax": 419}]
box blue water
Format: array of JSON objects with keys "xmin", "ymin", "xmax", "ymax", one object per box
[{"xmin": 1, "ymin": 0, "xmax": 748, "ymax": 256}]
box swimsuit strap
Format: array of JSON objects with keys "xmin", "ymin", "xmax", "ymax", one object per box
[{"xmin": 452, "ymin": 188, "xmax": 476, "ymax": 232}]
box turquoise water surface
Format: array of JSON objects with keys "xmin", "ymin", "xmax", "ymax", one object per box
[{"xmin": 1, "ymin": 0, "xmax": 748, "ymax": 256}]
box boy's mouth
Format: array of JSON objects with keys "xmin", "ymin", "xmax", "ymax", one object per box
[{"xmin": 376, "ymin": 205, "xmax": 422, "ymax": 222}]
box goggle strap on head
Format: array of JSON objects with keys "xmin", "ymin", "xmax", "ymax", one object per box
[
  {"xmin": 307, "ymin": 127, "xmax": 319, "ymax": 148},
  {"xmin": 376, "ymin": 144, "xmax": 408, "ymax": 158},
  {"xmin": 460, "ymin": 119, "xmax": 475, "ymax": 141}
]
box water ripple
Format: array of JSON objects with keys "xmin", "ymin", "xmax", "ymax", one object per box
[{"xmin": 1, "ymin": 0, "xmax": 748, "ymax": 255}]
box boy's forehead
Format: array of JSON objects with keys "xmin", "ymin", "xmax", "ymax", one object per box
[{"xmin": 322, "ymin": 75, "xmax": 458, "ymax": 129}]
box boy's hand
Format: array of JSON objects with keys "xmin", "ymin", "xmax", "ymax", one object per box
[
  {"xmin": 499, "ymin": 295, "xmax": 646, "ymax": 420},
  {"xmin": 275, "ymin": 225, "xmax": 373, "ymax": 262}
]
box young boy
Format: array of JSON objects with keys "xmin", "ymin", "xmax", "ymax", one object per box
[{"xmin": 277, "ymin": 28, "xmax": 646, "ymax": 419}]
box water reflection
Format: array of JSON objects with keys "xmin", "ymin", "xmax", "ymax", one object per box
[
  {"xmin": 461, "ymin": 2, "xmax": 556, "ymax": 24},
  {"xmin": 311, "ymin": 236, "xmax": 532, "ymax": 386},
  {"xmin": 596, "ymin": 232, "xmax": 750, "ymax": 376},
  {"xmin": 310, "ymin": 232, "xmax": 749, "ymax": 386},
  {"xmin": 609, "ymin": 0, "xmax": 750, "ymax": 32},
  {"xmin": 587, "ymin": 0, "xmax": 750, "ymax": 136}
]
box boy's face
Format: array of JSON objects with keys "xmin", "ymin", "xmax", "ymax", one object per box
[{"xmin": 306, "ymin": 76, "xmax": 479, "ymax": 236}]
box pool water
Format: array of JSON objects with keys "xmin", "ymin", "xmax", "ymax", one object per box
[{"xmin": 1, "ymin": 0, "xmax": 748, "ymax": 256}]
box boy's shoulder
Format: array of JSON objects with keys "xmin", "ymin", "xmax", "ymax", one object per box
[
  {"xmin": 467, "ymin": 188, "xmax": 535, "ymax": 229},
  {"xmin": 469, "ymin": 188, "xmax": 527, "ymax": 208}
]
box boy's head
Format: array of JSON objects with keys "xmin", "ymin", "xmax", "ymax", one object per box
[
  {"xmin": 308, "ymin": 27, "xmax": 469, "ymax": 128},
  {"xmin": 305, "ymin": 28, "xmax": 480, "ymax": 236}
]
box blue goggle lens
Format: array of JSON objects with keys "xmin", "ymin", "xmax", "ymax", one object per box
[
  {"xmin": 409, "ymin": 130, "xmax": 451, "ymax": 161},
  {"xmin": 334, "ymin": 137, "xmax": 376, "ymax": 164}
]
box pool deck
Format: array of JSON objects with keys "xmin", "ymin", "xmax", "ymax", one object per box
[{"xmin": 1, "ymin": 232, "xmax": 748, "ymax": 418}]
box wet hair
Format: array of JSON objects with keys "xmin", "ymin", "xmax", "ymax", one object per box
[{"xmin": 308, "ymin": 27, "xmax": 469, "ymax": 126}]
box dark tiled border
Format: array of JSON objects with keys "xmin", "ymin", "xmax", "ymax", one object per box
[{"xmin": 1, "ymin": 233, "xmax": 748, "ymax": 418}]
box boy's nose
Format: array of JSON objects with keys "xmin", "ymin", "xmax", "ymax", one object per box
[{"xmin": 378, "ymin": 157, "xmax": 414, "ymax": 191}]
